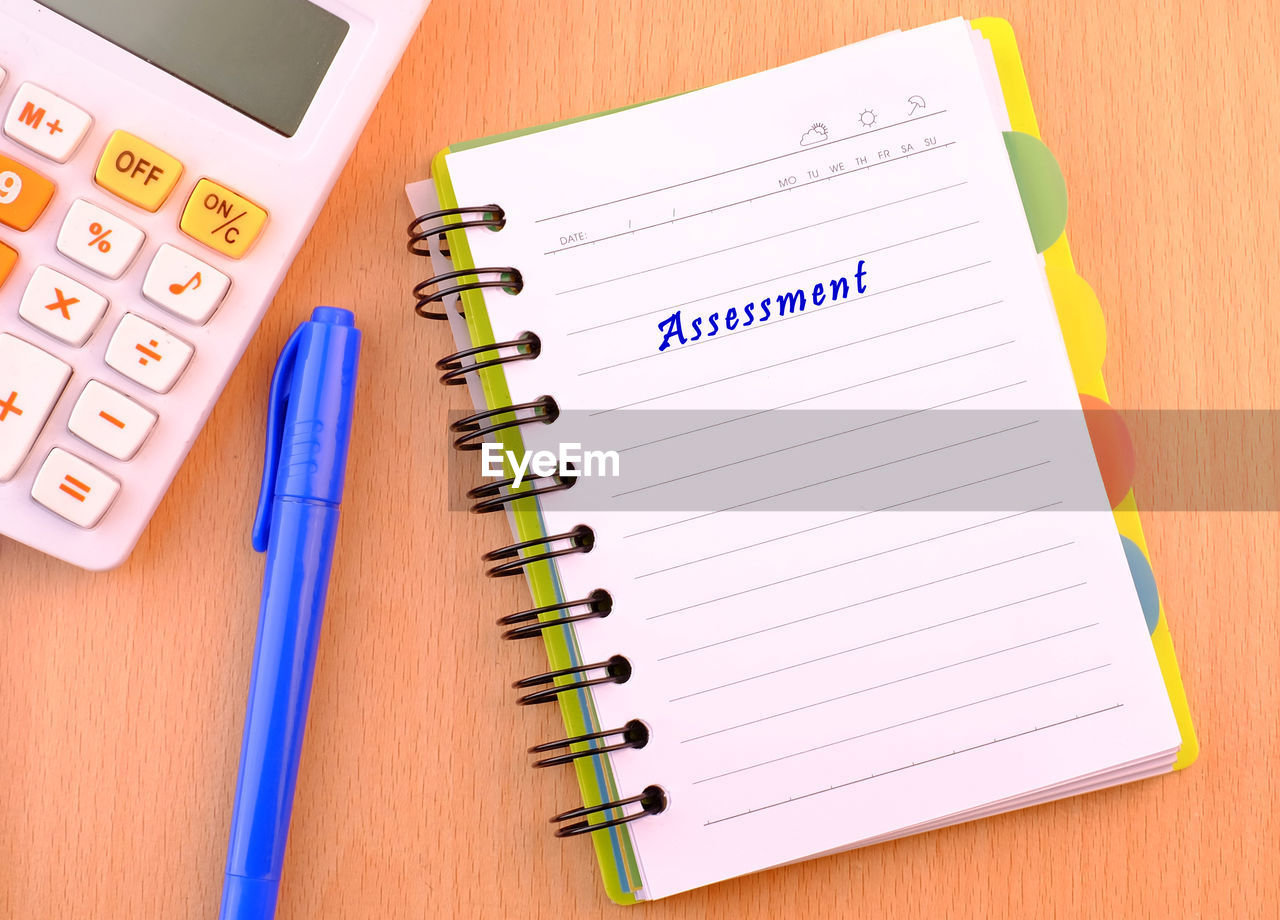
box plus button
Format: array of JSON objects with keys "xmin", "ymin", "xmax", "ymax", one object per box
[
  {"xmin": 45, "ymin": 119, "xmax": 63, "ymax": 136},
  {"xmin": 0, "ymin": 390, "xmax": 22, "ymax": 422}
]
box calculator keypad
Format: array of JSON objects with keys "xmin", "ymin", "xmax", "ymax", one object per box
[
  {"xmin": 3, "ymin": 82, "xmax": 93, "ymax": 163},
  {"xmin": 0, "ymin": 153, "xmax": 55, "ymax": 230},
  {"xmin": 18, "ymin": 265, "xmax": 109, "ymax": 346},
  {"xmin": 0, "ymin": 62, "xmax": 257, "ymax": 539},
  {"xmin": 0, "ymin": 333, "xmax": 72, "ymax": 481},
  {"xmin": 56, "ymin": 198, "xmax": 146, "ymax": 279},
  {"xmin": 104, "ymin": 313, "xmax": 194, "ymax": 394}
]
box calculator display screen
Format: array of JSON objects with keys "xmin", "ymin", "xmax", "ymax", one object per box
[{"xmin": 36, "ymin": 0, "xmax": 350, "ymax": 137}]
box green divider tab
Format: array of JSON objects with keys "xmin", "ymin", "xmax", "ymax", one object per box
[{"xmin": 1003, "ymin": 130, "xmax": 1067, "ymax": 253}]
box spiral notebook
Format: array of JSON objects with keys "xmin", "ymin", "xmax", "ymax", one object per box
[{"xmin": 405, "ymin": 18, "xmax": 1197, "ymax": 902}]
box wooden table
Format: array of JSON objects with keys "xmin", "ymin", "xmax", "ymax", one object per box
[{"xmin": 3, "ymin": 1, "xmax": 1277, "ymax": 916}]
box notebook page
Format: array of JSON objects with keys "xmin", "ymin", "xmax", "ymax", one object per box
[{"xmin": 441, "ymin": 19, "xmax": 1180, "ymax": 899}]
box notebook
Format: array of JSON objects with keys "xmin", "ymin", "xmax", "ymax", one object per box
[{"xmin": 405, "ymin": 17, "xmax": 1197, "ymax": 903}]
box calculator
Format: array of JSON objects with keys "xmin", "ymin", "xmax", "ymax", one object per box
[{"xmin": 0, "ymin": 0, "xmax": 429, "ymax": 570}]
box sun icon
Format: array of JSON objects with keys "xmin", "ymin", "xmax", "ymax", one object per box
[{"xmin": 858, "ymin": 109, "xmax": 877, "ymax": 128}]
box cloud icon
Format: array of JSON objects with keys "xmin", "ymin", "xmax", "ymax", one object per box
[{"xmin": 799, "ymin": 122, "xmax": 828, "ymax": 146}]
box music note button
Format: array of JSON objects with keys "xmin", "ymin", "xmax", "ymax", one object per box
[{"xmin": 142, "ymin": 242, "xmax": 230, "ymax": 324}]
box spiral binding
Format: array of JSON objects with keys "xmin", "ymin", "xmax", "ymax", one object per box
[
  {"xmin": 483, "ymin": 524, "xmax": 593, "ymax": 577},
  {"xmin": 451, "ymin": 396, "xmax": 559, "ymax": 451},
  {"xmin": 552, "ymin": 786, "xmax": 669, "ymax": 838},
  {"xmin": 436, "ymin": 333, "xmax": 541, "ymax": 387},
  {"xmin": 410, "ymin": 205, "xmax": 664, "ymax": 838},
  {"xmin": 497, "ymin": 590, "xmax": 613, "ymax": 640}
]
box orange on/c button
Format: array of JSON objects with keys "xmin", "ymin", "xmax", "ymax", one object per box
[
  {"xmin": 94, "ymin": 130, "xmax": 183, "ymax": 212},
  {"xmin": 180, "ymin": 178, "xmax": 267, "ymax": 259}
]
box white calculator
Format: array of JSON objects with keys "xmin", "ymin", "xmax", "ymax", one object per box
[{"xmin": 0, "ymin": 0, "xmax": 429, "ymax": 570}]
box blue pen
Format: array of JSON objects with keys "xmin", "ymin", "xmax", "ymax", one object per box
[{"xmin": 220, "ymin": 307, "xmax": 361, "ymax": 920}]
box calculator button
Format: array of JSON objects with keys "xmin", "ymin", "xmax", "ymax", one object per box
[
  {"xmin": 4, "ymin": 83, "xmax": 93, "ymax": 163},
  {"xmin": 31, "ymin": 448, "xmax": 120, "ymax": 528},
  {"xmin": 68, "ymin": 380, "xmax": 157, "ymax": 461},
  {"xmin": 18, "ymin": 266, "xmax": 110, "ymax": 346},
  {"xmin": 180, "ymin": 178, "xmax": 267, "ymax": 259},
  {"xmin": 56, "ymin": 199, "xmax": 146, "ymax": 279},
  {"xmin": 142, "ymin": 244, "xmax": 231, "ymax": 324},
  {"xmin": 95, "ymin": 130, "xmax": 184, "ymax": 213},
  {"xmin": 0, "ymin": 333, "xmax": 73, "ymax": 482},
  {"xmin": 0, "ymin": 241, "xmax": 15, "ymax": 289},
  {"xmin": 0, "ymin": 155, "xmax": 56, "ymax": 231},
  {"xmin": 105, "ymin": 313, "xmax": 194, "ymax": 393}
]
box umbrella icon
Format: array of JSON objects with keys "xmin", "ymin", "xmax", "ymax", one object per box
[{"xmin": 907, "ymin": 95, "xmax": 926, "ymax": 116}]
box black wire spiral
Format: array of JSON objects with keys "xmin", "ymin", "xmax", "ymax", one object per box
[{"xmin": 410, "ymin": 206, "xmax": 663, "ymax": 838}]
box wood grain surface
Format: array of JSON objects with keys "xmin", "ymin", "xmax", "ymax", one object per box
[{"xmin": 2, "ymin": 1, "xmax": 1277, "ymax": 916}]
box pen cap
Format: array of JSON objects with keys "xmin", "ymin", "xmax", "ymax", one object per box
[{"xmin": 274, "ymin": 307, "xmax": 361, "ymax": 505}]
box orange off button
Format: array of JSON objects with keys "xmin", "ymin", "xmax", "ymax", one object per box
[{"xmin": 95, "ymin": 130, "xmax": 183, "ymax": 212}]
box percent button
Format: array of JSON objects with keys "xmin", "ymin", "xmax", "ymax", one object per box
[
  {"xmin": 180, "ymin": 178, "xmax": 267, "ymax": 259},
  {"xmin": 56, "ymin": 198, "xmax": 146, "ymax": 279}
]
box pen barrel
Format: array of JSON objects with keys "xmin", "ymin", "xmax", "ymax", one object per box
[{"xmin": 223, "ymin": 498, "xmax": 341, "ymax": 917}]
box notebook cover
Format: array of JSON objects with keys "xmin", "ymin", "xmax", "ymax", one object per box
[{"xmin": 424, "ymin": 15, "xmax": 1197, "ymax": 903}]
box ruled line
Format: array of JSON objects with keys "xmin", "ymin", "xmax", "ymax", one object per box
[
  {"xmin": 673, "ymin": 584, "xmax": 1091, "ymax": 712},
  {"xmin": 649, "ymin": 503, "xmax": 1060, "ymax": 621},
  {"xmin": 635, "ymin": 457, "xmax": 1049, "ymax": 579},
  {"xmin": 624, "ymin": 412, "xmax": 1033, "ymax": 539},
  {"xmin": 702, "ymin": 704, "xmax": 1124, "ymax": 826},
  {"xmin": 536, "ymin": 109, "xmax": 948, "ymax": 223},
  {"xmin": 657, "ymin": 542, "xmax": 1076, "ymax": 661},
  {"xmin": 554, "ymin": 182, "xmax": 968, "ymax": 297},
  {"xmin": 593, "ymin": 300, "xmax": 1004, "ymax": 418},
  {"xmin": 579, "ymin": 261, "xmax": 993, "ymax": 377},
  {"xmin": 567, "ymin": 221, "xmax": 979, "ymax": 336},
  {"xmin": 691, "ymin": 663, "xmax": 1113, "ymax": 782},
  {"xmin": 613, "ymin": 382, "xmax": 1028, "ymax": 499}
]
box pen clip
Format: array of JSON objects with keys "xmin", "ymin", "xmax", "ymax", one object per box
[{"xmin": 251, "ymin": 324, "xmax": 306, "ymax": 552}]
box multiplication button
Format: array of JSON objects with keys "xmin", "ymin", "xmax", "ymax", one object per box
[
  {"xmin": 105, "ymin": 313, "xmax": 194, "ymax": 393},
  {"xmin": 31, "ymin": 448, "xmax": 120, "ymax": 528},
  {"xmin": 19, "ymin": 266, "xmax": 109, "ymax": 346}
]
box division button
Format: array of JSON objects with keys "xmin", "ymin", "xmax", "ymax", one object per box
[{"xmin": 104, "ymin": 313, "xmax": 194, "ymax": 393}]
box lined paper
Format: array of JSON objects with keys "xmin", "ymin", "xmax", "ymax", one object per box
[{"xmin": 440, "ymin": 20, "xmax": 1180, "ymax": 899}]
